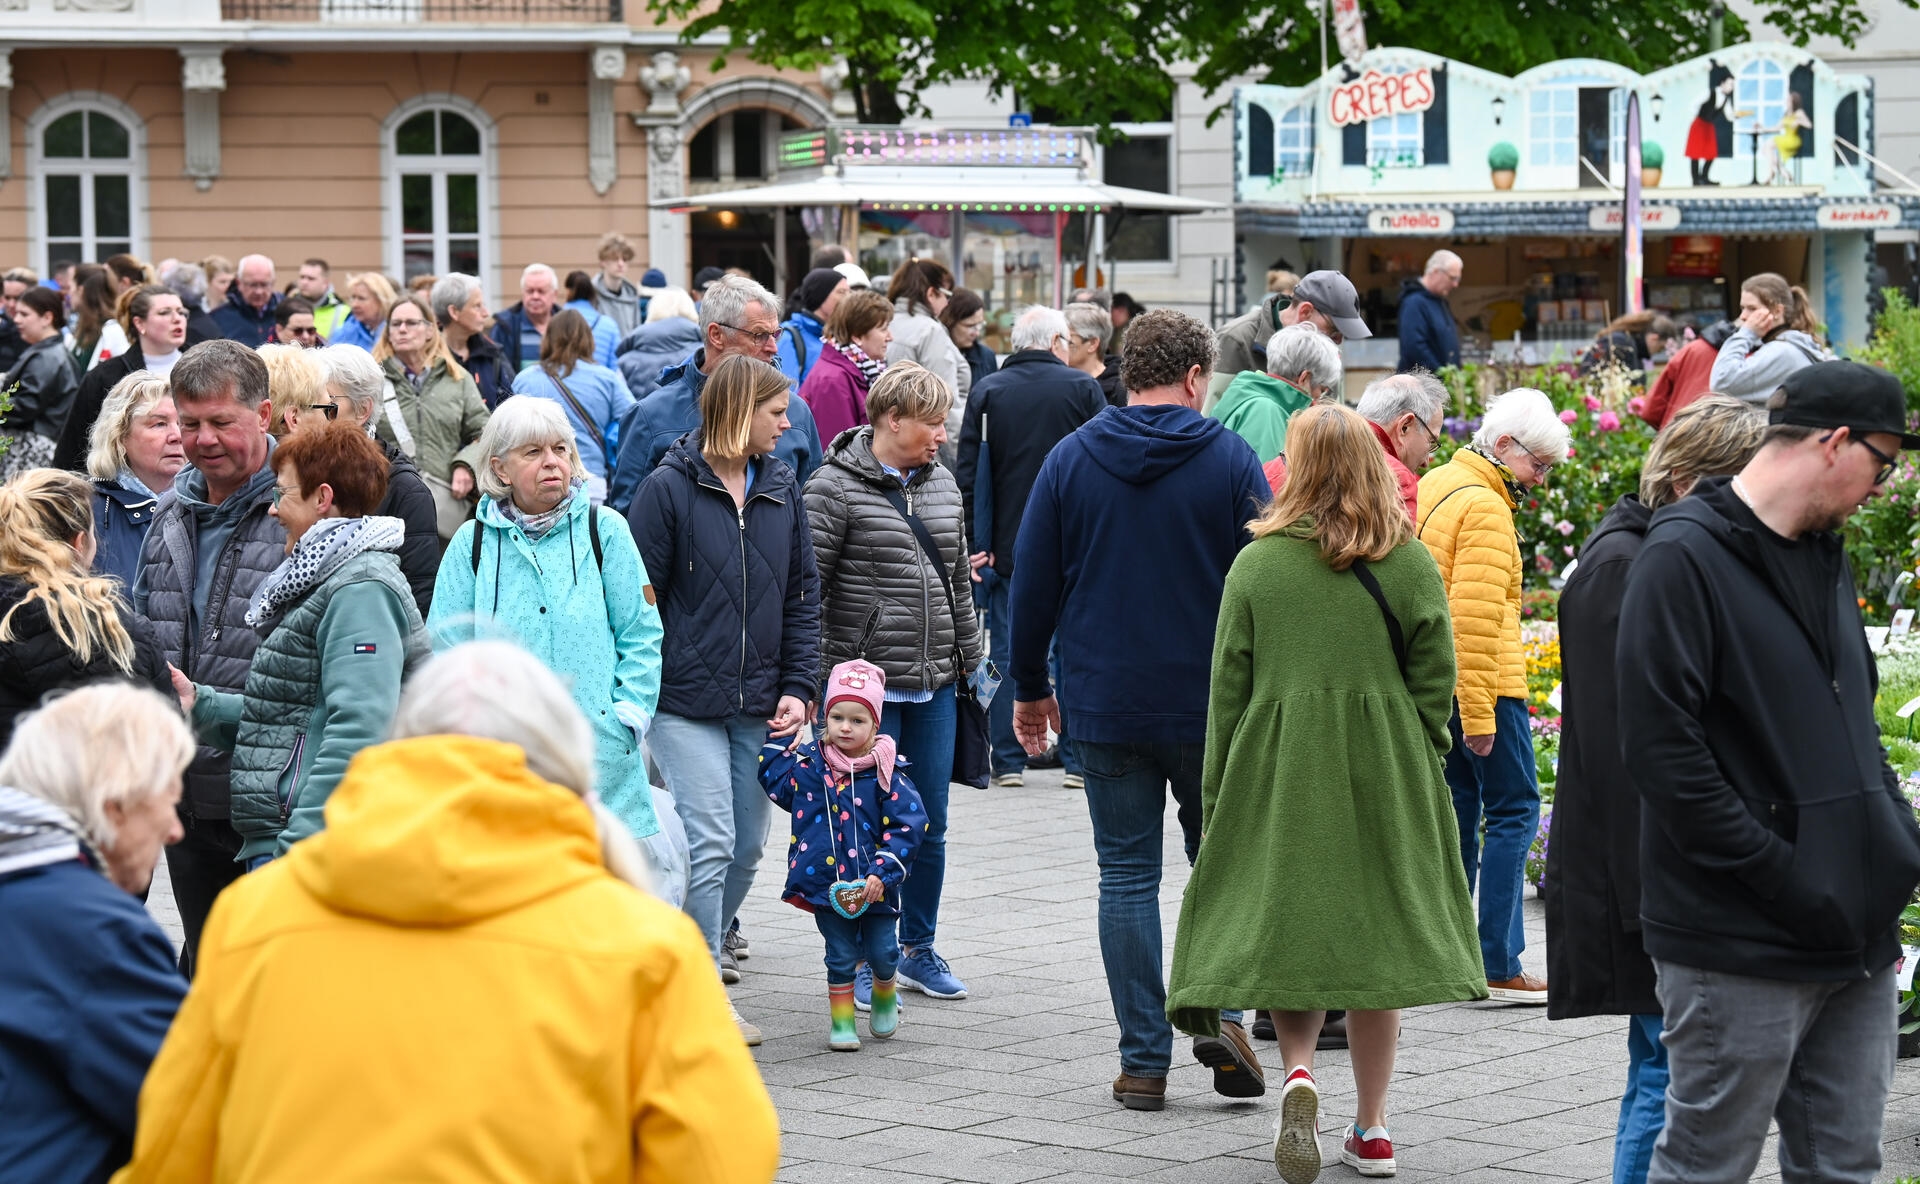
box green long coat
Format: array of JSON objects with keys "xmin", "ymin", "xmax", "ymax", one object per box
[{"xmin": 1167, "ymin": 526, "xmax": 1487, "ymax": 1034}]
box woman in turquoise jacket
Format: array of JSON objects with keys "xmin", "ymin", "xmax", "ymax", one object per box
[{"xmin": 428, "ymin": 396, "xmax": 665, "ymax": 839}]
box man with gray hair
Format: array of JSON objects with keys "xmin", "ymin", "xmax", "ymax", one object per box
[
  {"xmin": 491, "ymin": 262, "xmax": 562, "ymax": 373},
  {"xmin": 605, "ymin": 273, "xmax": 823, "ymax": 513},
  {"xmin": 212, "ymin": 254, "xmax": 280, "ymax": 348},
  {"xmin": 957, "ymin": 305, "xmax": 1107, "ymax": 790},
  {"xmin": 1397, "ymin": 249, "xmax": 1463, "ymax": 374},
  {"xmin": 1347, "ymin": 369, "xmax": 1448, "ymax": 518},
  {"xmin": 1064, "ymin": 302, "xmax": 1123, "ymax": 407},
  {"xmin": 133, "ymin": 339, "xmax": 285, "ymax": 976},
  {"xmin": 1212, "ymin": 269, "xmax": 1371, "ymax": 403},
  {"xmin": 1210, "ymin": 322, "xmax": 1342, "ymax": 465}
]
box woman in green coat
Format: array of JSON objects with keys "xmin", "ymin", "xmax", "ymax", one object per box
[
  {"xmin": 373, "ymin": 294, "xmax": 491, "ymax": 541},
  {"xmin": 1167, "ymin": 404, "xmax": 1485, "ymax": 1184}
]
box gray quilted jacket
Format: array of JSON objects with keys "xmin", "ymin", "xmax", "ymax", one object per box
[
  {"xmin": 804, "ymin": 427, "xmax": 983, "ymax": 693},
  {"xmin": 137, "ymin": 467, "xmax": 286, "ymax": 820}
]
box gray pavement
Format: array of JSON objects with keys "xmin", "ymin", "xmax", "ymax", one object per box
[{"xmin": 148, "ymin": 770, "xmax": 1920, "ymax": 1181}]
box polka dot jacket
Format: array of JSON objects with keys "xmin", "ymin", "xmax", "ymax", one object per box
[{"xmin": 758, "ymin": 737, "xmax": 927, "ymax": 916}]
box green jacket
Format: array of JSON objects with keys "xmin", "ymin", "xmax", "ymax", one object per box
[
  {"xmin": 1208, "ymin": 371, "xmax": 1313, "ymax": 464},
  {"xmin": 194, "ymin": 548, "xmax": 429, "ymax": 860},
  {"xmin": 311, "ymin": 289, "xmax": 350, "ymax": 341},
  {"xmin": 375, "ymin": 357, "xmax": 491, "ymax": 486},
  {"xmin": 1167, "ymin": 527, "xmax": 1486, "ymax": 1029}
]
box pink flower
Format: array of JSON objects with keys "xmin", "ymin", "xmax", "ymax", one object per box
[
  {"xmin": 1597, "ymin": 410, "xmax": 1622, "ymax": 432},
  {"xmin": 1559, "ymin": 409, "xmax": 1578, "ymax": 424},
  {"xmin": 1584, "ymin": 395, "xmax": 1602, "ymax": 410},
  {"xmin": 1628, "ymin": 396, "xmax": 1647, "ymax": 417},
  {"xmin": 1556, "ymin": 520, "xmax": 1575, "ymax": 536}
]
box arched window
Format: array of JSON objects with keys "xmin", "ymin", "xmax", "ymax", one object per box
[
  {"xmin": 1735, "ymin": 59, "xmax": 1788, "ymax": 161},
  {"xmin": 1276, "ymin": 103, "xmax": 1316, "ymax": 176},
  {"xmin": 386, "ymin": 101, "xmax": 492, "ymax": 284},
  {"xmin": 29, "ymin": 98, "xmax": 145, "ymax": 275},
  {"xmin": 1366, "ymin": 68, "xmax": 1423, "ymax": 168}
]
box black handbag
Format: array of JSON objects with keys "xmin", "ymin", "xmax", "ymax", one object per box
[{"xmin": 883, "ymin": 488, "xmax": 991, "ymax": 789}]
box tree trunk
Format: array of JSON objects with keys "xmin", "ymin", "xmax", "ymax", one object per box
[{"xmin": 848, "ymin": 55, "xmax": 904, "ymax": 124}]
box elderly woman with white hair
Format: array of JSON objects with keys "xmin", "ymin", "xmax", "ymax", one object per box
[
  {"xmin": 1211, "ymin": 322, "xmax": 1343, "ymax": 464},
  {"xmin": 0, "ymin": 684, "xmax": 194, "ymax": 1184},
  {"xmin": 615, "ymin": 286, "xmax": 702, "ymax": 401},
  {"xmin": 1416, "ymin": 386, "xmax": 1571, "ymax": 1007},
  {"xmin": 111, "ymin": 642, "xmax": 779, "ymax": 1184},
  {"xmin": 428, "ymin": 397, "xmax": 665, "ymax": 852},
  {"xmin": 305, "ymin": 344, "xmax": 441, "ymax": 615},
  {"xmin": 85, "ymin": 370, "xmax": 185, "ymax": 587}
]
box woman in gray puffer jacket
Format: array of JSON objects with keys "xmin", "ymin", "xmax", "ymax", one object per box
[{"xmin": 804, "ymin": 361, "xmax": 983, "ymax": 1005}]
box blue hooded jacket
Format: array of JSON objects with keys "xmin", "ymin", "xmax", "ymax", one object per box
[
  {"xmin": 211, "ymin": 287, "xmax": 278, "ymax": 349},
  {"xmin": 0, "ymin": 856, "xmax": 185, "ymax": 1184},
  {"xmin": 605, "ymin": 349, "xmax": 824, "ymax": 515},
  {"xmin": 1009, "ymin": 403, "xmax": 1268, "ymax": 745},
  {"xmin": 614, "ymin": 319, "xmax": 701, "ymax": 400},
  {"xmin": 760, "ymin": 738, "xmax": 926, "ymax": 915},
  {"xmin": 773, "ymin": 311, "xmax": 826, "ymax": 387}
]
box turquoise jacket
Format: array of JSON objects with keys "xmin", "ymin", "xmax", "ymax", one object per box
[{"xmin": 427, "ymin": 492, "xmax": 665, "ymax": 837}]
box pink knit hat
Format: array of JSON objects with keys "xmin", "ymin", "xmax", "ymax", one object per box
[{"xmin": 824, "ymin": 659, "xmax": 886, "ymax": 725}]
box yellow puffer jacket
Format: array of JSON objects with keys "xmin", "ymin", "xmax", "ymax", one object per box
[
  {"xmin": 112, "ymin": 735, "xmax": 779, "ymax": 1184},
  {"xmin": 1416, "ymin": 448, "xmax": 1526, "ymax": 735}
]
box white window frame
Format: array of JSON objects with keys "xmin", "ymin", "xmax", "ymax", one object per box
[
  {"xmin": 382, "ymin": 94, "xmax": 498, "ymax": 300},
  {"xmin": 1528, "ymin": 86, "xmax": 1579, "ymax": 168},
  {"xmin": 24, "ymin": 93, "xmax": 147, "ymax": 277},
  {"xmin": 1735, "ymin": 60, "xmax": 1788, "ymax": 162},
  {"xmin": 1277, "ymin": 103, "xmax": 1315, "ymax": 177},
  {"xmin": 1098, "ymin": 116, "xmax": 1177, "ymax": 267}
]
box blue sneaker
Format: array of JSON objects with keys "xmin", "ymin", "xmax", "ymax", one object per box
[
  {"xmin": 854, "ymin": 962, "xmax": 872, "ymax": 1013},
  {"xmin": 898, "ymin": 947, "xmax": 968, "ymax": 999}
]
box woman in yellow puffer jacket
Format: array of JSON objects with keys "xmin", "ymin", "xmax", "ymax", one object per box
[
  {"xmin": 112, "ymin": 642, "xmax": 778, "ymax": 1184},
  {"xmin": 1415, "ymin": 387, "xmax": 1570, "ymax": 1008}
]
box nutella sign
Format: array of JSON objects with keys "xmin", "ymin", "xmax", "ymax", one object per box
[
  {"xmin": 1587, "ymin": 205, "xmax": 1682, "ymax": 231},
  {"xmin": 1368, "ymin": 208, "xmax": 1455, "ymax": 235},
  {"xmin": 1816, "ymin": 203, "xmax": 1902, "ymax": 229},
  {"xmin": 1329, "ymin": 67, "xmax": 1438, "ymax": 128}
]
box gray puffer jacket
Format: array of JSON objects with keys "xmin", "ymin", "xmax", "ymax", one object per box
[
  {"xmin": 1708, "ymin": 326, "xmax": 1830, "ymax": 404},
  {"xmin": 137, "ymin": 467, "xmax": 286, "ymax": 820},
  {"xmin": 804, "ymin": 427, "xmax": 983, "ymax": 693}
]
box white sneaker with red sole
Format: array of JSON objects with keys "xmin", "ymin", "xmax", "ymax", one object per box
[
  {"xmin": 1272, "ymin": 1066, "xmax": 1322, "ymax": 1184},
  {"xmin": 1340, "ymin": 1123, "xmax": 1396, "ymax": 1177}
]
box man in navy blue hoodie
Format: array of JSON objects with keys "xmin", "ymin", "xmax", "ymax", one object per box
[{"xmin": 1009, "ymin": 308, "xmax": 1270, "ymax": 1112}]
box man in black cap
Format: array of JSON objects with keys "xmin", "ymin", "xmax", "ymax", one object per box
[
  {"xmin": 1618, "ymin": 360, "xmax": 1920, "ymax": 1184},
  {"xmin": 691, "ymin": 266, "xmax": 727, "ymax": 302},
  {"xmin": 775, "ymin": 267, "xmax": 848, "ymax": 388},
  {"xmin": 1210, "ymin": 269, "xmax": 1371, "ymax": 405}
]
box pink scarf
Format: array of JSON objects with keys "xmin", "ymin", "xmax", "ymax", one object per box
[{"xmin": 820, "ymin": 734, "xmax": 898, "ymax": 793}]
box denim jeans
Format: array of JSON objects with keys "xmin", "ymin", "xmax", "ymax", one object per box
[
  {"xmin": 1078, "ymin": 739, "xmax": 1240, "ymax": 1078},
  {"xmin": 984, "ymin": 575, "xmax": 1075, "ymax": 776},
  {"xmin": 1615, "ymin": 1013, "xmax": 1668, "ymax": 1184},
  {"xmin": 880, "ymin": 684, "xmax": 955, "ymax": 951},
  {"xmin": 815, "ymin": 910, "xmax": 902, "ymax": 984},
  {"xmin": 1647, "ymin": 960, "xmax": 1896, "ymax": 1184},
  {"xmin": 1444, "ymin": 696, "xmax": 1540, "ymax": 981},
  {"xmin": 648, "ymin": 713, "xmax": 770, "ymax": 962}
]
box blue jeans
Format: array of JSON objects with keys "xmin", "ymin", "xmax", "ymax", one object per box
[
  {"xmin": 984, "ymin": 576, "xmax": 1076, "ymax": 775},
  {"xmin": 648, "ymin": 713, "xmax": 770, "ymax": 962},
  {"xmin": 1078, "ymin": 739, "xmax": 1240, "ymax": 1078},
  {"xmin": 880, "ymin": 684, "xmax": 955, "ymax": 951},
  {"xmin": 816, "ymin": 910, "xmax": 902, "ymax": 984},
  {"xmin": 1615, "ymin": 1013, "xmax": 1668, "ymax": 1184},
  {"xmin": 1444, "ymin": 696, "xmax": 1540, "ymax": 981}
]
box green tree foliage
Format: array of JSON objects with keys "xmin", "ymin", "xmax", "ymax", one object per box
[{"xmin": 644, "ymin": 0, "xmax": 1901, "ymax": 132}]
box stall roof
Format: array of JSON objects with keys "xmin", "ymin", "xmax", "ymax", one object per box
[
  {"xmin": 655, "ymin": 171, "xmax": 1223, "ymax": 213},
  {"xmin": 1236, "ymin": 193, "xmax": 1920, "ymax": 237}
]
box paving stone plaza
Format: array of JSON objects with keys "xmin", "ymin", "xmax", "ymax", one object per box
[{"xmin": 147, "ymin": 769, "xmax": 1920, "ymax": 1182}]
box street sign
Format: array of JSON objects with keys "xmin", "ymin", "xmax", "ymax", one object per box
[{"xmin": 1009, "ymin": 112, "xmax": 1033, "ymax": 128}]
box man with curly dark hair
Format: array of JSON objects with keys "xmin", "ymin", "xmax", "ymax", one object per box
[{"xmin": 1006, "ymin": 307, "xmax": 1272, "ymax": 1112}]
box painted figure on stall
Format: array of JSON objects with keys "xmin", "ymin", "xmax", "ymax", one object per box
[{"xmin": 1686, "ymin": 62, "xmax": 1736, "ymax": 186}]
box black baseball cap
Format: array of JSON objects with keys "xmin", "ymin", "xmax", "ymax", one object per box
[
  {"xmin": 1771, "ymin": 360, "xmax": 1920, "ymax": 449},
  {"xmin": 1290, "ymin": 270, "xmax": 1372, "ymax": 340}
]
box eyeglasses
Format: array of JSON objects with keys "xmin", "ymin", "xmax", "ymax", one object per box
[
  {"xmin": 270, "ymin": 485, "xmax": 291, "ymax": 506},
  {"xmin": 388, "ymin": 319, "xmax": 428, "ymax": 331},
  {"xmin": 1523, "ymin": 445, "xmax": 1557, "ymax": 475},
  {"xmin": 1822, "ymin": 430, "xmax": 1898, "ymax": 485},
  {"xmin": 310, "ymin": 401, "xmax": 339, "ymax": 421},
  {"xmin": 717, "ymin": 322, "xmax": 780, "ymax": 348},
  {"xmin": 288, "ymin": 326, "xmax": 320, "ymax": 340},
  {"xmin": 1408, "ymin": 415, "xmax": 1439, "ymax": 448}
]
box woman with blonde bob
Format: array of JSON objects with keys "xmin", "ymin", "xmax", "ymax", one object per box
[
  {"xmin": 258, "ymin": 342, "xmax": 328, "ymax": 438},
  {"xmin": 0, "ymin": 684, "xmax": 196, "ymax": 1184},
  {"xmin": 111, "ymin": 642, "xmax": 780, "ymax": 1184},
  {"xmin": 1168, "ymin": 404, "xmax": 1485, "ymax": 1184},
  {"xmin": 629, "ymin": 353, "xmax": 821, "ymax": 1044},
  {"xmin": 331, "ymin": 270, "xmax": 396, "ymax": 351},
  {"xmin": 0, "ymin": 469, "xmax": 171, "ymax": 750},
  {"xmin": 85, "ymin": 371, "xmax": 184, "ymax": 586}
]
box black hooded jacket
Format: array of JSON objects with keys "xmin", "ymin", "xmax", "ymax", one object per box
[
  {"xmin": 1617, "ymin": 477, "xmax": 1920, "ymax": 981},
  {"xmin": 1544, "ymin": 494, "xmax": 1658, "ymax": 1017}
]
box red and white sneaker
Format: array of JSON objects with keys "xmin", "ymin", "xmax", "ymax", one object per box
[
  {"xmin": 1272, "ymin": 1066, "xmax": 1322, "ymax": 1184},
  {"xmin": 1340, "ymin": 1123, "xmax": 1396, "ymax": 1177}
]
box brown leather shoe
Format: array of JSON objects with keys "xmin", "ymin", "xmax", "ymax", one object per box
[
  {"xmin": 1192, "ymin": 1020, "xmax": 1267, "ymax": 1098},
  {"xmin": 1112, "ymin": 1072, "xmax": 1167, "ymax": 1111},
  {"xmin": 1316, "ymin": 1012, "xmax": 1349, "ymax": 1050},
  {"xmin": 1487, "ymin": 971, "xmax": 1549, "ymax": 1005}
]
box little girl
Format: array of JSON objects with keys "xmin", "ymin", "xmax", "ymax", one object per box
[{"xmin": 761, "ymin": 659, "xmax": 927, "ymax": 1050}]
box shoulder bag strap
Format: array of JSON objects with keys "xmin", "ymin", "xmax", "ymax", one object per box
[
  {"xmin": 1415, "ymin": 483, "xmax": 1471, "ymax": 541},
  {"xmin": 883, "ymin": 485, "xmax": 962, "ymax": 664},
  {"xmin": 1350, "ymin": 558, "xmax": 1409, "ymax": 682},
  {"xmin": 550, "ymin": 373, "xmax": 608, "ymax": 456},
  {"xmin": 380, "ymin": 379, "xmax": 417, "ymax": 458}
]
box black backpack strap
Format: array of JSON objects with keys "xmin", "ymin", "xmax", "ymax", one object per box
[
  {"xmin": 589, "ymin": 505, "xmax": 605, "ymax": 572},
  {"xmin": 470, "ymin": 519, "xmax": 484, "ymax": 572},
  {"xmin": 787, "ymin": 324, "xmax": 808, "ymax": 379},
  {"xmin": 1350, "ymin": 558, "xmax": 1409, "ymax": 681}
]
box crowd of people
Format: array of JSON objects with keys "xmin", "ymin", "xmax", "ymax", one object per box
[{"xmin": 0, "ymin": 237, "xmax": 1915, "ymax": 1184}]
